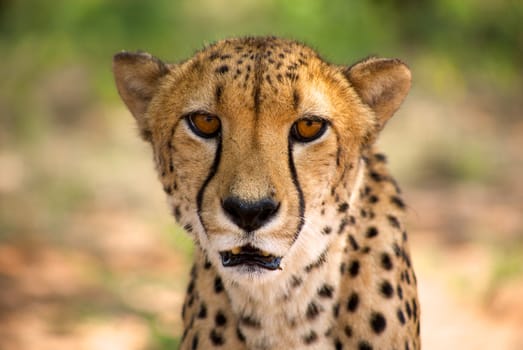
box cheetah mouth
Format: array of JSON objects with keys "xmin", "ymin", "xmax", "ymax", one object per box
[{"xmin": 220, "ymin": 245, "xmax": 282, "ymax": 270}]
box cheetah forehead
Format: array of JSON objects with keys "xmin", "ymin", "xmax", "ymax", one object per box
[{"xmin": 178, "ymin": 37, "xmax": 342, "ymax": 118}]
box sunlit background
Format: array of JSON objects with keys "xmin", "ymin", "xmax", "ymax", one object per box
[{"xmin": 1, "ymin": 0, "xmax": 522, "ymax": 349}]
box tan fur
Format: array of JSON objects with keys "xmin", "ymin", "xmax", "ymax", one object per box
[{"xmin": 113, "ymin": 37, "xmax": 420, "ymax": 350}]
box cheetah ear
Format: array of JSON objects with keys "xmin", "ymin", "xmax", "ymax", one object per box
[
  {"xmin": 112, "ymin": 51, "xmax": 169, "ymax": 141},
  {"xmin": 344, "ymin": 57, "xmax": 411, "ymax": 131}
]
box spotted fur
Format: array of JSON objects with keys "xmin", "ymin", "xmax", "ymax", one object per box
[{"xmin": 113, "ymin": 36, "xmax": 420, "ymax": 350}]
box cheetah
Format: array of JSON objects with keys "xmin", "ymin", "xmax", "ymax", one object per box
[{"xmin": 113, "ymin": 36, "xmax": 420, "ymax": 350}]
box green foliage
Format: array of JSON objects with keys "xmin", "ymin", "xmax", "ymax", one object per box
[{"xmin": 489, "ymin": 243, "xmax": 523, "ymax": 290}]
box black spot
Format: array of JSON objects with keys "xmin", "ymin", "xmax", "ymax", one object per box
[
  {"xmin": 306, "ymin": 301, "xmax": 322, "ymax": 320},
  {"xmin": 380, "ymin": 252, "xmax": 393, "ymax": 270},
  {"xmin": 349, "ymin": 260, "xmax": 360, "ymax": 277},
  {"xmin": 344, "ymin": 325, "xmax": 353, "ymax": 338},
  {"xmin": 236, "ymin": 327, "xmax": 246, "ymax": 342},
  {"xmin": 393, "ymin": 243, "xmax": 402, "ymax": 257},
  {"xmin": 338, "ymin": 218, "xmax": 349, "ymax": 234},
  {"xmin": 293, "ymin": 90, "xmax": 300, "ymax": 110},
  {"xmin": 220, "ymin": 54, "xmax": 231, "ymax": 60},
  {"xmin": 400, "ymin": 245, "xmax": 411, "ymax": 267},
  {"xmin": 209, "ymin": 52, "xmax": 219, "ymax": 61},
  {"xmin": 368, "ymin": 195, "xmax": 379, "ymax": 203},
  {"xmin": 215, "ymin": 311, "xmax": 227, "ymax": 326},
  {"xmin": 339, "ymin": 262, "xmax": 346, "ymax": 274},
  {"xmin": 290, "ymin": 275, "xmax": 303, "ymax": 288},
  {"xmin": 191, "ymin": 334, "xmax": 199, "ymax": 350},
  {"xmin": 387, "ymin": 215, "xmax": 401, "ymax": 229},
  {"xmin": 391, "ymin": 195, "xmax": 406, "ymax": 209},
  {"xmin": 333, "ymin": 302, "xmax": 340, "ymax": 318},
  {"xmin": 370, "ymin": 312, "xmax": 387, "ymax": 334},
  {"xmin": 187, "ymin": 294, "xmax": 195, "ymax": 307},
  {"xmin": 163, "ymin": 185, "xmax": 172, "ymax": 194},
  {"xmin": 204, "ymin": 257, "xmax": 212, "ymax": 269},
  {"xmin": 374, "ymin": 153, "xmax": 387, "ymax": 162},
  {"xmin": 209, "ymin": 329, "xmax": 225, "ymax": 345},
  {"xmin": 214, "ymin": 276, "xmax": 224, "ymax": 293},
  {"xmin": 397, "ymin": 308, "xmax": 406, "ymax": 325},
  {"xmin": 347, "ymin": 292, "xmax": 359, "ymax": 312},
  {"xmin": 366, "ymin": 226, "xmax": 379, "ymax": 238},
  {"xmin": 318, "ymin": 284, "xmax": 334, "ymax": 298},
  {"xmin": 338, "ymin": 202, "xmax": 349, "ymax": 212},
  {"xmin": 369, "ymin": 171, "xmax": 384, "ymax": 182},
  {"xmin": 405, "ymin": 300, "xmax": 412, "ymax": 319},
  {"xmin": 405, "ymin": 341, "xmax": 410, "ymax": 350},
  {"xmin": 397, "ymin": 285, "xmax": 404, "ymax": 299},
  {"xmin": 187, "ymin": 280, "xmax": 195, "ymax": 294},
  {"xmin": 197, "ymin": 303, "xmax": 207, "ymax": 318},
  {"xmin": 348, "ymin": 235, "xmax": 360, "ymax": 250},
  {"xmin": 358, "ymin": 341, "xmax": 373, "ymax": 350},
  {"xmin": 276, "ymin": 73, "xmax": 283, "ymax": 82},
  {"xmin": 174, "ymin": 205, "xmax": 181, "ymax": 221},
  {"xmin": 380, "ymin": 280, "xmax": 394, "ymax": 298},
  {"xmin": 322, "ymin": 226, "xmax": 332, "ymax": 235},
  {"xmin": 215, "ymin": 65, "xmax": 229, "ymax": 74},
  {"xmin": 215, "ymin": 84, "xmax": 223, "ymax": 103},
  {"xmin": 240, "ymin": 315, "xmax": 261, "ymax": 328},
  {"xmin": 335, "ymin": 338, "xmax": 343, "ymax": 350},
  {"xmin": 303, "ymin": 330, "xmax": 318, "ymax": 344},
  {"xmin": 183, "ymin": 223, "xmax": 193, "ymax": 233},
  {"xmin": 412, "ymin": 298, "xmax": 418, "ymax": 320},
  {"xmin": 405, "ymin": 270, "xmax": 412, "ymax": 285}
]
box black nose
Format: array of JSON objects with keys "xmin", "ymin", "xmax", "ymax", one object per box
[{"xmin": 221, "ymin": 197, "xmax": 280, "ymax": 232}]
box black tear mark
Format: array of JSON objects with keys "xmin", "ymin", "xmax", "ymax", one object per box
[
  {"xmin": 288, "ymin": 136, "xmax": 305, "ymax": 244},
  {"xmin": 196, "ymin": 138, "xmax": 222, "ymax": 236}
]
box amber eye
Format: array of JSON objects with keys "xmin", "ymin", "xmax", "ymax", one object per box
[
  {"xmin": 186, "ymin": 113, "xmax": 221, "ymax": 138},
  {"xmin": 291, "ymin": 117, "xmax": 328, "ymax": 142}
]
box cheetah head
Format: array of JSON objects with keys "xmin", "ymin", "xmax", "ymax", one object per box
[{"xmin": 113, "ymin": 37, "xmax": 410, "ymax": 284}]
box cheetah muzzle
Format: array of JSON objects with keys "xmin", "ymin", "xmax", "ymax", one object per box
[{"xmin": 113, "ymin": 36, "xmax": 421, "ymax": 350}]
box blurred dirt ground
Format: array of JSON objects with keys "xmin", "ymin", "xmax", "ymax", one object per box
[{"xmin": 1, "ymin": 96, "xmax": 523, "ymax": 349}]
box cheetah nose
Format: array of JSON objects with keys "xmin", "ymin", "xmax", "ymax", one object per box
[{"xmin": 221, "ymin": 197, "xmax": 280, "ymax": 232}]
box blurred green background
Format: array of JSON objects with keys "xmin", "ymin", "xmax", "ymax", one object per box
[{"xmin": 1, "ymin": 1, "xmax": 522, "ymax": 349}]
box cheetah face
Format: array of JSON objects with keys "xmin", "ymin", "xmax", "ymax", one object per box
[{"xmin": 113, "ymin": 37, "xmax": 411, "ymax": 283}]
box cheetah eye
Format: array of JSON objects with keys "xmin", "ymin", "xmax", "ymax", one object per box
[
  {"xmin": 291, "ymin": 117, "xmax": 328, "ymax": 142},
  {"xmin": 186, "ymin": 112, "xmax": 221, "ymax": 138}
]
